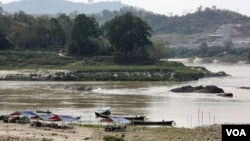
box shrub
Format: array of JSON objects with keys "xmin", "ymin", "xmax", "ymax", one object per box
[
  {"xmin": 42, "ymin": 138, "xmax": 53, "ymax": 141},
  {"xmin": 103, "ymin": 135, "xmax": 124, "ymax": 141}
]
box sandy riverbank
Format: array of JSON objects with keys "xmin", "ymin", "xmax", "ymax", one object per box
[
  {"xmin": 0, "ymin": 120, "xmax": 221, "ymax": 141},
  {"xmin": 0, "ymin": 121, "xmax": 94, "ymax": 141}
]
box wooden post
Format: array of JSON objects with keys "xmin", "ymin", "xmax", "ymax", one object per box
[
  {"xmin": 209, "ymin": 112, "xmax": 211, "ymax": 125},
  {"xmin": 214, "ymin": 115, "xmax": 215, "ymax": 124},
  {"xmin": 198, "ymin": 109, "xmax": 200, "ymax": 126},
  {"xmin": 201, "ymin": 111, "xmax": 203, "ymax": 126},
  {"xmin": 190, "ymin": 115, "xmax": 192, "ymax": 128}
]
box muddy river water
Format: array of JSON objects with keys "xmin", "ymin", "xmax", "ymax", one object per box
[{"xmin": 1, "ymin": 61, "xmax": 250, "ymax": 128}]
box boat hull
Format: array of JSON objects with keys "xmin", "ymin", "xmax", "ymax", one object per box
[
  {"xmin": 36, "ymin": 110, "xmax": 52, "ymax": 114},
  {"xmin": 133, "ymin": 120, "xmax": 175, "ymax": 126},
  {"xmin": 95, "ymin": 112, "xmax": 146, "ymax": 121}
]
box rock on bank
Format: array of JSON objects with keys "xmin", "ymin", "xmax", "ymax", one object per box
[{"xmin": 0, "ymin": 68, "xmax": 227, "ymax": 81}]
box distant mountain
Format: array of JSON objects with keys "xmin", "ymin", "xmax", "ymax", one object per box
[
  {"xmin": 0, "ymin": 0, "xmax": 128, "ymax": 15},
  {"xmin": 93, "ymin": 7, "xmax": 250, "ymax": 35}
]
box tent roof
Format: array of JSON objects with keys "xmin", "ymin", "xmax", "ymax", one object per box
[
  {"xmin": 48, "ymin": 115, "xmax": 79, "ymax": 122},
  {"xmin": 101, "ymin": 117, "xmax": 131, "ymax": 124},
  {"xmin": 38, "ymin": 114, "xmax": 54, "ymax": 120},
  {"xmin": 111, "ymin": 117, "xmax": 131, "ymax": 124},
  {"xmin": 9, "ymin": 110, "xmax": 36, "ymax": 118}
]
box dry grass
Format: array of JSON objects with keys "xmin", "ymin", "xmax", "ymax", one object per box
[{"xmin": 90, "ymin": 124, "xmax": 221, "ymax": 141}]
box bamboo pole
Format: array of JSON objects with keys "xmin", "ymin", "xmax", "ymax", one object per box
[{"xmin": 198, "ymin": 109, "xmax": 200, "ymax": 126}]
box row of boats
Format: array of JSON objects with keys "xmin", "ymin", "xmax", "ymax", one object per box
[
  {"xmin": 95, "ymin": 107, "xmax": 175, "ymax": 126},
  {"xmin": 1, "ymin": 107, "xmax": 175, "ymax": 127}
]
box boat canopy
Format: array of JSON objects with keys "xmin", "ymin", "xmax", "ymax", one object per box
[{"xmin": 100, "ymin": 107, "xmax": 111, "ymax": 112}]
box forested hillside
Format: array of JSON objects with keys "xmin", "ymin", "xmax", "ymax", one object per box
[
  {"xmin": 1, "ymin": 6, "xmax": 250, "ymax": 62},
  {"xmin": 2, "ymin": 0, "xmax": 249, "ymax": 35},
  {"xmin": 93, "ymin": 7, "xmax": 250, "ymax": 35}
]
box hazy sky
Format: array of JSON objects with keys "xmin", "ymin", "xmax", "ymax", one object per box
[{"xmin": 0, "ymin": 0, "xmax": 249, "ymax": 16}]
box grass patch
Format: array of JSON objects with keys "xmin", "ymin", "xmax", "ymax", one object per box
[
  {"xmin": 42, "ymin": 138, "xmax": 53, "ymax": 141},
  {"xmin": 103, "ymin": 135, "xmax": 124, "ymax": 141},
  {"xmin": 0, "ymin": 50, "xmax": 213, "ymax": 81}
]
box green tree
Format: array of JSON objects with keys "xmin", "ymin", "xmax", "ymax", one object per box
[
  {"xmin": 149, "ymin": 42, "xmax": 169, "ymax": 60},
  {"xmin": 0, "ymin": 7, "xmax": 3, "ymax": 14},
  {"xmin": 49, "ymin": 18, "xmax": 66, "ymax": 46},
  {"xmin": 13, "ymin": 11, "xmax": 34, "ymax": 24},
  {"xmin": 57, "ymin": 14, "xmax": 73, "ymax": 44},
  {"xmin": 27, "ymin": 16, "xmax": 51, "ymax": 48},
  {"xmin": 0, "ymin": 33, "xmax": 11, "ymax": 50},
  {"xmin": 68, "ymin": 14, "xmax": 100, "ymax": 56},
  {"xmin": 223, "ymin": 40, "xmax": 233, "ymax": 51},
  {"xmin": 199, "ymin": 42, "xmax": 208, "ymax": 57},
  {"xmin": 104, "ymin": 12, "xmax": 152, "ymax": 56},
  {"xmin": 9, "ymin": 11, "xmax": 38, "ymax": 49}
]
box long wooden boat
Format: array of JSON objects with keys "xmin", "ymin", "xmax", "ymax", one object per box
[
  {"xmin": 36, "ymin": 110, "xmax": 52, "ymax": 114},
  {"xmin": 96, "ymin": 107, "xmax": 111, "ymax": 115},
  {"xmin": 95, "ymin": 112, "xmax": 146, "ymax": 121},
  {"xmin": 132, "ymin": 120, "xmax": 175, "ymax": 126},
  {"xmin": 95, "ymin": 112, "xmax": 109, "ymax": 118},
  {"xmin": 122, "ymin": 116, "xmax": 146, "ymax": 121}
]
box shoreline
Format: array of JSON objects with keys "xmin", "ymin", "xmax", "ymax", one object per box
[
  {"xmin": 0, "ymin": 65, "xmax": 224, "ymax": 81},
  {"xmin": 0, "ymin": 120, "xmax": 222, "ymax": 141}
]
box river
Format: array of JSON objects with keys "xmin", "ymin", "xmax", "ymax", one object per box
[{"xmin": 0, "ymin": 61, "xmax": 250, "ymax": 128}]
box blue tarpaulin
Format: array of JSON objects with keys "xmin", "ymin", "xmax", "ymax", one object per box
[
  {"xmin": 110, "ymin": 117, "xmax": 131, "ymax": 124},
  {"xmin": 101, "ymin": 117, "xmax": 131, "ymax": 124}
]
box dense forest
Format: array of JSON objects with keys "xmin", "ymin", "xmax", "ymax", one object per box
[
  {"xmin": 0, "ymin": 10, "xmax": 170, "ymax": 66},
  {"xmin": 1, "ymin": 6, "xmax": 250, "ymax": 63}
]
